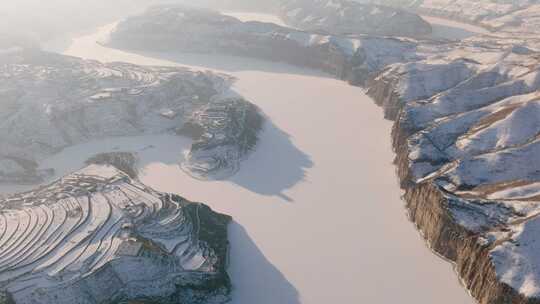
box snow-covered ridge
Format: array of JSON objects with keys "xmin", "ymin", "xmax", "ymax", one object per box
[
  {"xmin": 107, "ymin": 5, "xmax": 423, "ymax": 80},
  {"xmin": 279, "ymin": 0, "xmax": 432, "ymax": 37},
  {"xmin": 0, "ymin": 49, "xmax": 262, "ymax": 182},
  {"xmin": 0, "ymin": 164, "xmax": 231, "ymax": 304},
  {"xmin": 368, "ymin": 40, "xmax": 540, "ymax": 197},
  {"xmin": 369, "ymin": 0, "xmax": 540, "ymax": 34}
]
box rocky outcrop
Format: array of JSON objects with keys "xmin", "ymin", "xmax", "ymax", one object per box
[
  {"xmin": 0, "ymin": 164, "xmax": 232, "ymax": 304},
  {"xmin": 179, "ymin": 98, "xmax": 263, "ymax": 180},
  {"xmin": 85, "ymin": 152, "xmax": 139, "ymax": 179},
  {"xmin": 0, "ymin": 48, "xmax": 262, "ymax": 182}
]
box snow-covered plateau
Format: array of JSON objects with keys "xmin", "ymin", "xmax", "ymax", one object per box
[{"xmin": 106, "ymin": 3, "xmax": 540, "ymax": 303}]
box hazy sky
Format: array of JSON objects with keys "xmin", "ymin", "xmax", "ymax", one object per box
[
  {"xmin": 0, "ymin": 0, "xmax": 407, "ymax": 48},
  {"xmin": 0, "ymin": 0, "xmax": 162, "ymax": 45},
  {"xmin": 0, "ymin": 0, "xmax": 281, "ymax": 46}
]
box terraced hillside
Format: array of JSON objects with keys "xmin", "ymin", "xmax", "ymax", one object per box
[
  {"xmin": 0, "ymin": 49, "xmax": 262, "ymax": 182},
  {"xmin": 0, "ymin": 164, "xmax": 231, "ymax": 304}
]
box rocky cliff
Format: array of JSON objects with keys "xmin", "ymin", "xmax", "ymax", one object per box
[
  {"xmin": 369, "ymin": 40, "xmax": 540, "ymax": 303},
  {"xmin": 0, "ymin": 164, "xmax": 231, "ymax": 304}
]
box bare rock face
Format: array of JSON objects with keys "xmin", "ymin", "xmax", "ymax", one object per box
[
  {"xmin": 0, "ymin": 164, "xmax": 231, "ymax": 304},
  {"xmin": 365, "ymin": 35, "xmax": 540, "ymax": 304},
  {"xmin": 85, "ymin": 152, "xmax": 139, "ymax": 179},
  {"xmin": 279, "ymin": 0, "xmax": 432, "ymax": 37},
  {"xmin": 0, "ymin": 49, "xmax": 262, "ymax": 182}
]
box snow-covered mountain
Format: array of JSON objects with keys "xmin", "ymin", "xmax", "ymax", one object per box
[
  {"xmin": 371, "ymin": 0, "xmax": 540, "ymax": 33},
  {"xmin": 279, "ymin": 0, "xmax": 432, "ymax": 37}
]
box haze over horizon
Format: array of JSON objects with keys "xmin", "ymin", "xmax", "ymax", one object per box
[{"xmin": 0, "ymin": 0, "xmax": 410, "ymax": 46}]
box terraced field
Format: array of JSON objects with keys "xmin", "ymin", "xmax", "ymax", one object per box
[{"xmin": 0, "ymin": 165, "xmax": 231, "ymax": 304}]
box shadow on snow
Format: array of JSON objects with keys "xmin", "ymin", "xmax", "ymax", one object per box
[{"xmin": 228, "ymin": 221, "xmax": 300, "ymax": 304}]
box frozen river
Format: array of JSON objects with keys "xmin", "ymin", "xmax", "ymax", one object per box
[{"xmin": 11, "ymin": 15, "xmax": 478, "ymax": 304}]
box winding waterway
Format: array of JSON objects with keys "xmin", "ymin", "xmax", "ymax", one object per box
[
  {"xmin": 61, "ymin": 20, "xmax": 476, "ymax": 303},
  {"xmin": 6, "ymin": 14, "xmax": 482, "ymax": 304}
]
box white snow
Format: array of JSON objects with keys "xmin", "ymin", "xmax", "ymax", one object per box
[
  {"xmin": 489, "ymin": 182, "xmax": 540, "ymax": 200},
  {"xmin": 491, "ymin": 216, "xmax": 540, "ymax": 298},
  {"xmin": 221, "ymin": 11, "xmax": 287, "ymax": 27},
  {"xmin": 0, "ymin": 22, "xmax": 477, "ymax": 304}
]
